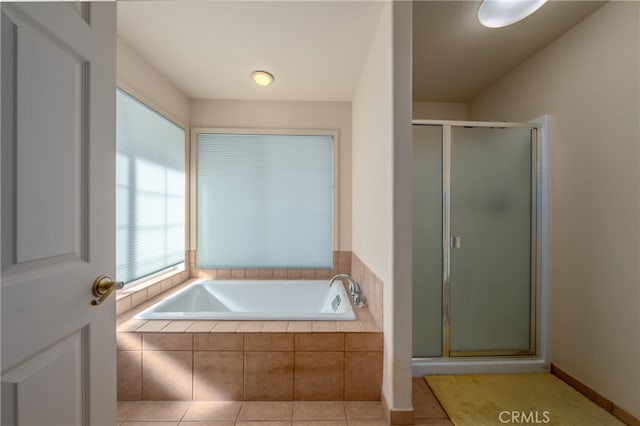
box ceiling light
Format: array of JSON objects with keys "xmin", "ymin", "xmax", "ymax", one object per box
[
  {"xmin": 478, "ymin": 0, "xmax": 548, "ymax": 28},
  {"xmin": 252, "ymin": 70, "xmax": 274, "ymax": 87}
]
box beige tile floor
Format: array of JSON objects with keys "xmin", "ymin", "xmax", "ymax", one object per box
[
  {"xmin": 412, "ymin": 378, "xmax": 453, "ymax": 426},
  {"xmin": 118, "ymin": 378, "xmax": 451, "ymax": 426}
]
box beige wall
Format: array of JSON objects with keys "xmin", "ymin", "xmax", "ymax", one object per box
[
  {"xmin": 352, "ymin": 1, "xmax": 413, "ymax": 413},
  {"xmin": 468, "ymin": 2, "xmax": 640, "ymax": 418},
  {"xmin": 391, "ymin": 1, "xmax": 414, "ymax": 414},
  {"xmin": 412, "ymin": 101, "xmax": 468, "ymax": 120},
  {"xmin": 352, "ymin": 0, "xmax": 393, "ymax": 408},
  {"xmin": 190, "ymin": 99, "xmax": 353, "ymax": 251},
  {"xmin": 116, "ymin": 38, "xmax": 190, "ymax": 126}
]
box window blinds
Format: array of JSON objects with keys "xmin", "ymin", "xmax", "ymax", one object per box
[
  {"xmin": 196, "ymin": 133, "xmax": 333, "ymax": 268},
  {"xmin": 116, "ymin": 89, "xmax": 185, "ymax": 284}
]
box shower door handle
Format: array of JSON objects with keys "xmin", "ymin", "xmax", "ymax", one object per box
[{"xmin": 450, "ymin": 235, "xmax": 461, "ymax": 249}]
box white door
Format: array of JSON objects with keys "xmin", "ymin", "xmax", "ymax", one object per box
[{"xmin": 1, "ymin": 3, "xmax": 116, "ymax": 425}]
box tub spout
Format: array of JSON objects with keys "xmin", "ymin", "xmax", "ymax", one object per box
[
  {"xmin": 329, "ymin": 274, "xmax": 366, "ymax": 307},
  {"xmin": 328, "ymin": 274, "xmax": 355, "ymax": 288}
]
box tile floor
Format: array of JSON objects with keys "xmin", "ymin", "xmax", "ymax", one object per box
[
  {"xmin": 412, "ymin": 378, "xmax": 452, "ymax": 426},
  {"xmin": 118, "ymin": 378, "xmax": 452, "ymax": 426}
]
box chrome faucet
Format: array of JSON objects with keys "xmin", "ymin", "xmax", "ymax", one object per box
[{"xmin": 328, "ymin": 274, "xmax": 366, "ymax": 307}]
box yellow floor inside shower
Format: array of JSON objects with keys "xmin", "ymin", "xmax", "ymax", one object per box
[{"xmin": 425, "ymin": 373, "xmax": 624, "ymax": 426}]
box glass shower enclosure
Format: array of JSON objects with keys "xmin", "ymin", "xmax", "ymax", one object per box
[{"xmin": 413, "ymin": 122, "xmax": 537, "ymax": 358}]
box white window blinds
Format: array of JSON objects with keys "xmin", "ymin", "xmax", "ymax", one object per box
[
  {"xmin": 196, "ymin": 133, "xmax": 333, "ymax": 268},
  {"xmin": 116, "ymin": 89, "xmax": 185, "ymax": 284}
]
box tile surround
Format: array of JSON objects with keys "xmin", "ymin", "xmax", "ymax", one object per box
[
  {"xmin": 142, "ymin": 350, "xmax": 192, "ymax": 400},
  {"xmin": 116, "ymin": 251, "xmax": 386, "ymax": 336},
  {"xmin": 117, "ymin": 329, "xmax": 382, "ymax": 402},
  {"xmin": 117, "ymin": 351, "xmax": 142, "ymax": 401},
  {"xmin": 116, "ymin": 261, "xmax": 190, "ymax": 316},
  {"xmin": 193, "ymin": 351, "xmax": 244, "ymax": 401},
  {"xmin": 117, "ymin": 251, "xmax": 383, "ymax": 406},
  {"xmin": 350, "ymin": 253, "xmax": 383, "ymax": 330},
  {"xmin": 188, "ymin": 250, "xmax": 353, "ymax": 287},
  {"xmin": 294, "ymin": 351, "xmax": 344, "ymax": 400},
  {"xmin": 244, "ymin": 351, "xmax": 295, "ymax": 400},
  {"xmin": 344, "ymin": 352, "xmax": 383, "ymax": 401}
]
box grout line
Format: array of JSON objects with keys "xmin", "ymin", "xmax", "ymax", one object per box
[
  {"xmin": 191, "ymin": 343, "xmax": 195, "ymax": 401},
  {"xmin": 242, "ymin": 347, "xmax": 246, "ymax": 401},
  {"xmin": 178, "ymin": 400, "xmax": 191, "ymax": 423}
]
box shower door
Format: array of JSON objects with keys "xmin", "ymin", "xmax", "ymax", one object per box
[
  {"xmin": 448, "ymin": 126, "xmax": 535, "ymax": 356},
  {"xmin": 412, "ymin": 123, "xmax": 537, "ymax": 358}
]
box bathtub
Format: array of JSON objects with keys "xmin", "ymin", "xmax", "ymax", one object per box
[{"xmin": 135, "ymin": 279, "xmax": 357, "ymax": 321}]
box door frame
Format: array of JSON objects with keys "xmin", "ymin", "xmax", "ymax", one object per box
[{"xmin": 412, "ymin": 116, "xmax": 551, "ymax": 374}]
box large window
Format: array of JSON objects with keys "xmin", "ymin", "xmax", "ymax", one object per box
[
  {"xmin": 196, "ymin": 132, "xmax": 334, "ymax": 268},
  {"xmin": 116, "ymin": 89, "xmax": 185, "ymax": 284}
]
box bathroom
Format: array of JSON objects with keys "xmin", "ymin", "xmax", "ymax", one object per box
[{"xmin": 1, "ymin": 0, "xmax": 639, "ymax": 425}]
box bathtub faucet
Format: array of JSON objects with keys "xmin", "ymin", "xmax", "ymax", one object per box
[
  {"xmin": 328, "ymin": 273, "xmax": 354, "ymax": 288},
  {"xmin": 328, "ymin": 274, "xmax": 366, "ymax": 307}
]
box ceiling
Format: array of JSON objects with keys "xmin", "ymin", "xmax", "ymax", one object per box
[
  {"xmin": 118, "ymin": 1, "xmax": 606, "ymax": 103},
  {"xmin": 413, "ymin": 0, "xmax": 606, "ymax": 102},
  {"xmin": 117, "ymin": 1, "xmax": 385, "ymax": 102}
]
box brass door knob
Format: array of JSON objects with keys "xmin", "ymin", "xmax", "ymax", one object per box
[{"xmin": 91, "ymin": 275, "xmax": 124, "ymax": 306}]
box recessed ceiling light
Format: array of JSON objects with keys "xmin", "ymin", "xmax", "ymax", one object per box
[
  {"xmin": 478, "ymin": 0, "xmax": 548, "ymax": 28},
  {"xmin": 252, "ymin": 70, "xmax": 274, "ymax": 87}
]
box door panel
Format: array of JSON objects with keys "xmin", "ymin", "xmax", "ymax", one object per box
[
  {"xmin": 2, "ymin": 330, "xmax": 87, "ymax": 426},
  {"xmin": 1, "ymin": 3, "xmax": 116, "ymax": 424},
  {"xmin": 449, "ymin": 126, "xmax": 533, "ymax": 354},
  {"xmin": 412, "ymin": 125, "xmax": 443, "ymax": 357},
  {"xmin": 14, "ymin": 12, "xmax": 87, "ymax": 263}
]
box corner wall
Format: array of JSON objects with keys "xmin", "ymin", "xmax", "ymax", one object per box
[
  {"xmin": 468, "ymin": 2, "xmax": 640, "ymax": 418},
  {"xmin": 116, "ymin": 37, "xmax": 190, "ymax": 126},
  {"xmin": 352, "ymin": 0, "xmax": 413, "ymax": 418}
]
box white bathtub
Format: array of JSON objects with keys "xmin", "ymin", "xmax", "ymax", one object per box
[{"xmin": 135, "ymin": 280, "xmax": 357, "ymax": 321}]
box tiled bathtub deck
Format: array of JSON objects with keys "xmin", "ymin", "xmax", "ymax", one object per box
[{"xmin": 117, "ymin": 280, "xmax": 383, "ymax": 402}]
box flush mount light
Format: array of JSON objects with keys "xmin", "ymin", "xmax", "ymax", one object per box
[
  {"xmin": 478, "ymin": 0, "xmax": 548, "ymax": 28},
  {"xmin": 252, "ymin": 70, "xmax": 274, "ymax": 87}
]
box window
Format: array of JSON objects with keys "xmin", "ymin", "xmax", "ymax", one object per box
[
  {"xmin": 116, "ymin": 89, "xmax": 185, "ymax": 284},
  {"xmin": 196, "ymin": 132, "xmax": 334, "ymax": 268}
]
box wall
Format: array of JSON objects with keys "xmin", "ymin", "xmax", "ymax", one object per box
[
  {"xmin": 116, "ymin": 38, "xmax": 190, "ymax": 126},
  {"xmin": 468, "ymin": 2, "xmax": 640, "ymax": 418},
  {"xmin": 391, "ymin": 1, "xmax": 414, "ymax": 419},
  {"xmin": 352, "ymin": 0, "xmax": 413, "ymax": 418},
  {"xmin": 190, "ymin": 99, "xmax": 352, "ymax": 252},
  {"xmin": 412, "ymin": 101, "xmax": 468, "ymax": 120}
]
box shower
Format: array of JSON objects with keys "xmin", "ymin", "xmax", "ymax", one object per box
[{"xmin": 412, "ymin": 119, "xmax": 549, "ymax": 374}]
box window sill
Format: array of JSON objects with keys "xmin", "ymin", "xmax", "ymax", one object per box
[{"xmin": 115, "ymin": 263, "xmax": 188, "ymax": 316}]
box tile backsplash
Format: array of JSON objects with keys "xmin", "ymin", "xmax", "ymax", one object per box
[
  {"xmin": 188, "ymin": 250, "xmax": 352, "ymax": 280},
  {"xmin": 116, "ymin": 264, "xmax": 190, "ymax": 316},
  {"xmin": 350, "ymin": 253, "xmax": 383, "ymax": 330}
]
